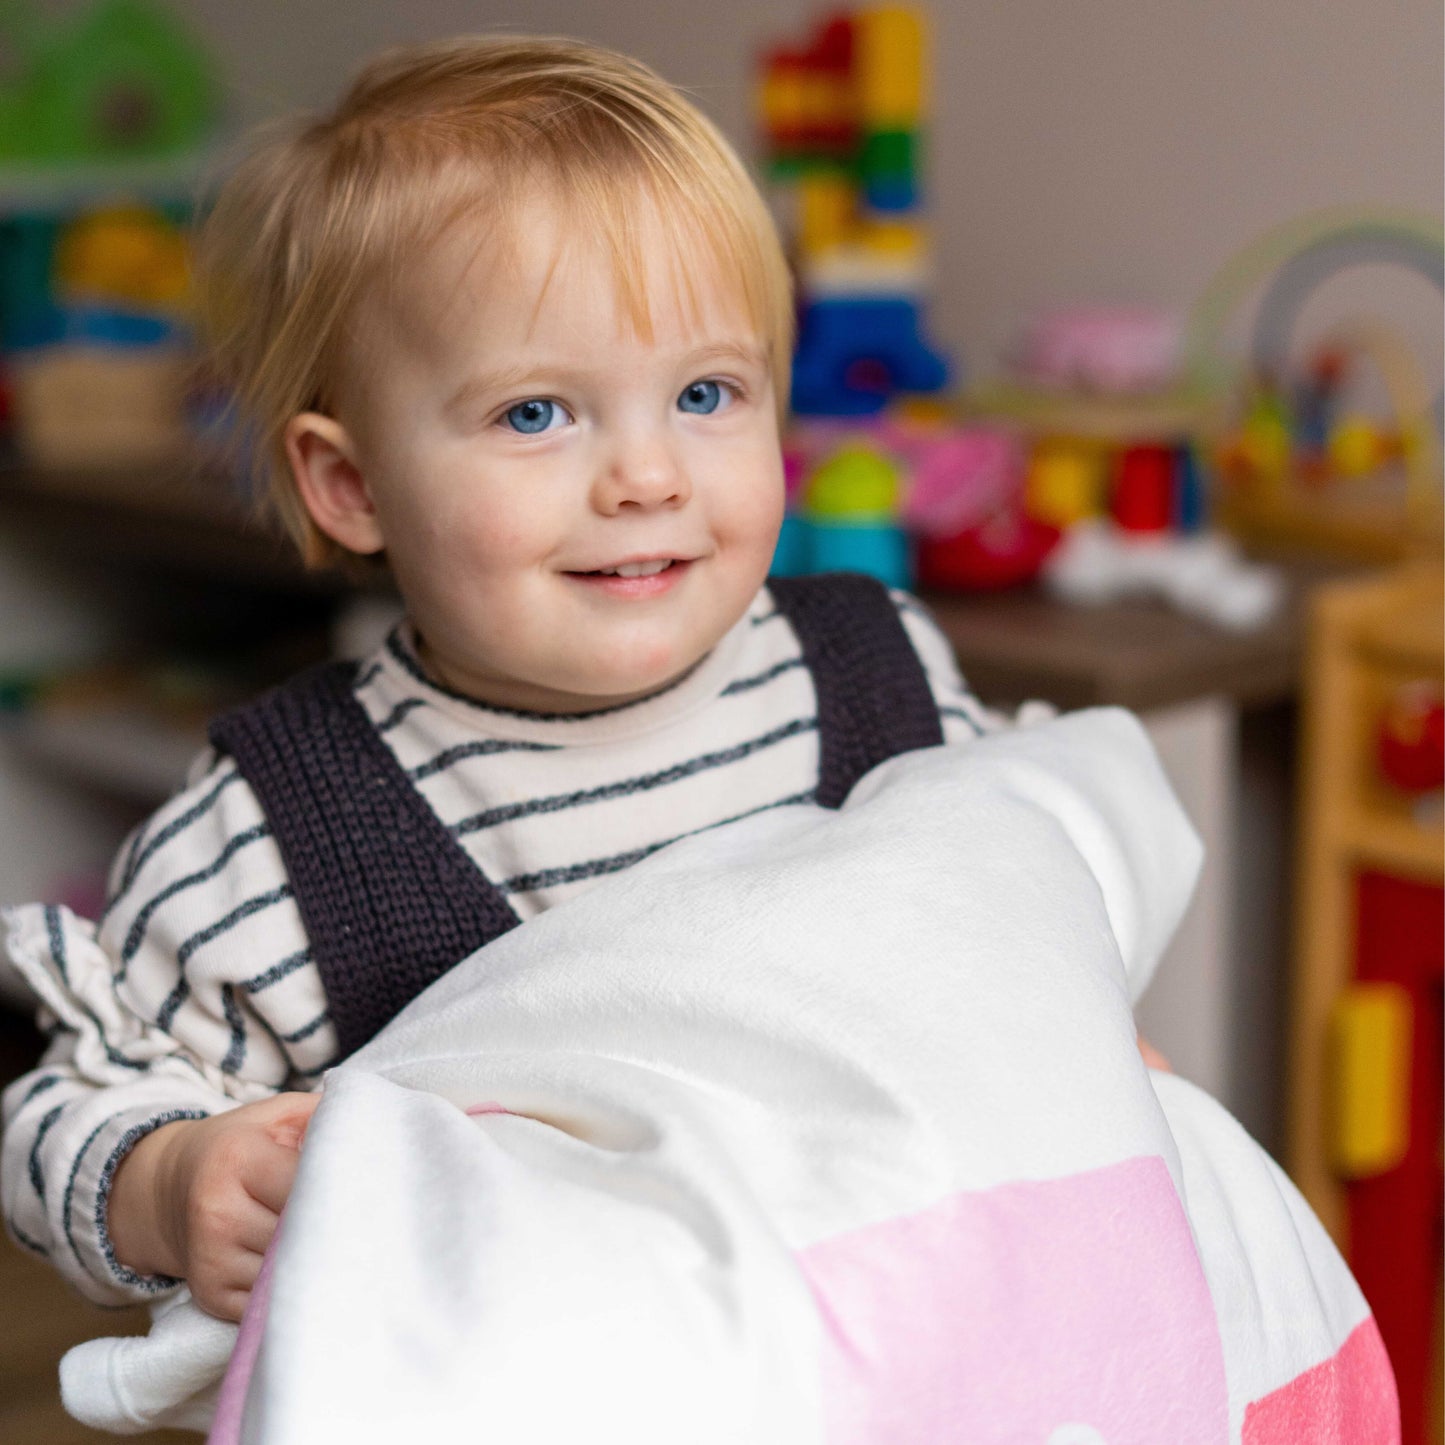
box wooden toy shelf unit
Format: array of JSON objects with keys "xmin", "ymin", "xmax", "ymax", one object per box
[{"xmin": 1289, "ymin": 563, "xmax": 1444, "ymax": 1445}]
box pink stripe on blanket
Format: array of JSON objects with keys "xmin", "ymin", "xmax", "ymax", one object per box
[
  {"xmin": 207, "ymin": 1224, "xmax": 282, "ymax": 1445},
  {"xmin": 1242, "ymin": 1315, "xmax": 1399, "ymax": 1445},
  {"xmin": 798, "ymin": 1156, "xmax": 1230, "ymax": 1444}
]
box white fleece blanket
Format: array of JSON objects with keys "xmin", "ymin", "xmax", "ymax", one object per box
[{"xmin": 62, "ymin": 710, "xmax": 1397, "ymax": 1443}]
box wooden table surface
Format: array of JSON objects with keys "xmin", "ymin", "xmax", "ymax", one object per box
[{"xmin": 921, "ymin": 564, "xmax": 1328, "ymax": 714}]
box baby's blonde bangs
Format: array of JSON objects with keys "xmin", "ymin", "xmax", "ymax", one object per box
[{"xmin": 195, "ymin": 35, "xmax": 794, "ymax": 568}]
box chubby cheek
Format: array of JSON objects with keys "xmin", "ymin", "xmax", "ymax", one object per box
[
  {"xmin": 398, "ymin": 479, "xmax": 542, "ymax": 574},
  {"xmin": 718, "ymin": 461, "xmax": 786, "ymax": 573},
  {"xmin": 380, "ymin": 497, "xmax": 534, "ymax": 644}
]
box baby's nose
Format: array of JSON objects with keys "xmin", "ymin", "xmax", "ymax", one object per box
[{"xmin": 594, "ymin": 436, "xmax": 691, "ymax": 512}]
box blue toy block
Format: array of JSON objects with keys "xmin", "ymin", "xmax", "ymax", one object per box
[
  {"xmin": 1174, "ymin": 446, "xmax": 1208, "ymax": 533},
  {"xmin": 791, "ymin": 296, "xmax": 951, "ymax": 416},
  {"xmin": 5, "ymin": 303, "xmax": 181, "ymax": 351},
  {"xmin": 863, "ymin": 173, "xmax": 917, "ymax": 212}
]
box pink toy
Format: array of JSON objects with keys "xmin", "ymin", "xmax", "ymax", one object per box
[
  {"xmin": 1012, "ymin": 307, "xmax": 1185, "ymax": 395},
  {"xmin": 892, "ymin": 424, "xmax": 1023, "ymax": 538}
]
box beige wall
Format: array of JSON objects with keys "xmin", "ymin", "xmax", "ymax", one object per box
[{"xmin": 185, "ymin": 0, "xmax": 1443, "ymax": 379}]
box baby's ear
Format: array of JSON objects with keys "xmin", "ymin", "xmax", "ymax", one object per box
[{"xmin": 284, "ymin": 412, "xmax": 386, "ymax": 555}]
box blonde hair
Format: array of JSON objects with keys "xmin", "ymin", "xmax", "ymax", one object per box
[{"xmin": 195, "ymin": 35, "xmax": 794, "ymax": 568}]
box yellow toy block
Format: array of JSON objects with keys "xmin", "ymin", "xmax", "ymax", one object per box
[
  {"xmin": 55, "ymin": 204, "xmax": 191, "ymax": 310},
  {"xmin": 1328, "ymin": 982, "xmax": 1412, "ymax": 1179},
  {"xmin": 856, "ymin": 7, "xmax": 926, "ymax": 127},
  {"xmin": 797, "ymin": 174, "xmax": 857, "ymax": 257},
  {"xmin": 859, "ymin": 218, "xmax": 925, "ymax": 256},
  {"xmin": 1025, "ymin": 441, "xmax": 1104, "ymax": 528}
]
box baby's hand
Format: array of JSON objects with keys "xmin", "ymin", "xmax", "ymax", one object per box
[{"xmin": 109, "ymin": 1091, "xmax": 319, "ymax": 1321}]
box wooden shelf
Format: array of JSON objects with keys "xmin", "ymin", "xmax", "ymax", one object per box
[
  {"xmin": 1336, "ymin": 805, "xmax": 1445, "ymax": 881},
  {"xmin": 0, "ymin": 455, "xmax": 359, "ymax": 592},
  {"xmin": 962, "ymin": 381, "xmax": 1221, "ymax": 443}
]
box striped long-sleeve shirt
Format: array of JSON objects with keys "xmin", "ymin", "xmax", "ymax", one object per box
[{"xmin": 2, "ymin": 585, "xmax": 1001, "ymax": 1305}]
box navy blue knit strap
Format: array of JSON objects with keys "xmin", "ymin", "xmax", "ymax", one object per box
[
  {"xmin": 208, "ymin": 662, "xmax": 522, "ymax": 1061},
  {"xmin": 768, "ymin": 573, "xmax": 945, "ymax": 809}
]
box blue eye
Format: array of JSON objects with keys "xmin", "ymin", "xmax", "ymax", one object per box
[
  {"xmin": 678, "ymin": 379, "xmax": 727, "ymax": 415},
  {"xmin": 504, "ymin": 398, "xmax": 565, "ymax": 434}
]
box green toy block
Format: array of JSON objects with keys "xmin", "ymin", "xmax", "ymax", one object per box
[
  {"xmin": 767, "ymin": 152, "xmax": 863, "ymax": 184},
  {"xmin": 860, "ymin": 130, "xmax": 917, "ymax": 184}
]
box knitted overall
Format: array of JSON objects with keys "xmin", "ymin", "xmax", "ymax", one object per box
[{"xmin": 209, "ymin": 573, "xmax": 943, "ymax": 1061}]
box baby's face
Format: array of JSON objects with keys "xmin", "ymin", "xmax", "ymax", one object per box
[{"xmin": 336, "ymin": 195, "xmax": 785, "ymax": 712}]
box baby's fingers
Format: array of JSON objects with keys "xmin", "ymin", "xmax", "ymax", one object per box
[
  {"xmin": 242, "ymin": 1133, "xmax": 307, "ymax": 1217},
  {"xmin": 186, "ymin": 1194, "xmax": 276, "ymax": 1321},
  {"xmin": 258, "ymin": 1089, "xmax": 321, "ymax": 1151},
  {"xmin": 194, "ymin": 1243, "xmax": 268, "ymax": 1323}
]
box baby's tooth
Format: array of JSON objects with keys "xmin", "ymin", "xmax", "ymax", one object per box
[{"xmin": 612, "ymin": 560, "xmax": 670, "ymax": 578}]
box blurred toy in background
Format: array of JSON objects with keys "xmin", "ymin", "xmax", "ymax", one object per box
[
  {"xmin": 1191, "ymin": 209, "xmax": 1444, "ymax": 565},
  {"xmin": 1376, "ymin": 680, "xmax": 1445, "ymax": 826},
  {"xmin": 1216, "ymin": 321, "xmax": 1442, "ymax": 564},
  {"xmin": 5, "ymin": 201, "xmax": 196, "ymax": 467},
  {"xmin": 1009, "ymin": 306, "xmax": 1186, "ymax": 397},
  {"xmin": 0, "ymin": 0, "xmax": 219, "ymax": 469},
  {"xmin": 0, "ymin": 0, "xmax": 216, "ymax": 162},
  {"xmin": 970, "ymin": 305, "xmax": 1284, "ymax": 630},
  {"xmin": 758, "ymin": 6, "xmax": 952, "ymax": 416},
  {"xmin": 967, "ymin": 207, "xmax": 1445, "ymax": 630},
  {"xmin": 777, "ymin": 432, "xmax": 910, "ymax": 586}
]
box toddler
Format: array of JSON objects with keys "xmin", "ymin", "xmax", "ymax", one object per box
[{"xmin": 2, "ymin": 36, "xmax": 1002, "ymax": 1323}]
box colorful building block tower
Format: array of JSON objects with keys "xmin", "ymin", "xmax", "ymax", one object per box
[{"xmin": 758, "ymin": 7, "xmax": 952, "ymax": 416}]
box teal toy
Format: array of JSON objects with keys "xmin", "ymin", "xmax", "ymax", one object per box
[
  {"xmin": 774, "ymin": 439, "xmax": 913, "ymax": 588},
  {"xmin": 805, "ymin": 518, "xmax": 911, "ymax": 589},
  {"xmin": 770, "ymin": 513, "xmax": 811, "ymax": 577}
]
